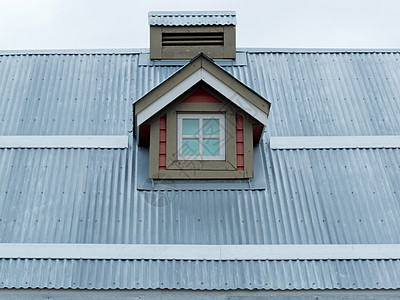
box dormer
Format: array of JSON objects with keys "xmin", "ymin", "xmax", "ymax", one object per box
[
  {"xmin": 134, "ymin": 54, "xmax": 270, "ymax": 180},
  {"xmin": 149, "ymin": 11, "xmax": 236, "ymax": 60}
]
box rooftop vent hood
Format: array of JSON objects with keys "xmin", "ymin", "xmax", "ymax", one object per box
[{"xmin": 149, "ymin": 11, "xmax": 236, "ymax": 60}]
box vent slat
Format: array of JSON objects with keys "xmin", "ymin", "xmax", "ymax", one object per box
[
  {"xmin": 163, "ymin": 40, "xmax": 224, "ymax": 46},
  {"xmin": 162, "ymin": 32, "xmax": 224, "ymax": 47},
  {"xmin": 162, "ymin": 32, "xmax": 223, "ymax": 37},
  {"xmin": 163, "ymin": 35, "xmax": 223, "ymax": 41}
]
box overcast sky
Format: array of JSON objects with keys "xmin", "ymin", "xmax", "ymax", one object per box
[{"xmin": 0, "ymin": 0, "xmax": 399, "ymax": 50}]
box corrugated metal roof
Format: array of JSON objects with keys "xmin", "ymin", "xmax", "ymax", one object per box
[
  {"xmin": 1, "ymin": 292, "xmax": 400, "ymax": 300},
  {"xmin": 1, "ymin": 51, "xmax": 400, "ymax": 136},
  {"xmin": 0, "ymin": 49, "xmax": 400, "ymax": 290},
  {"xmin": 0, "ymin": 141, "xmax": 399, "ymax": 244},
  {"xmin": 245, "ymin": 52, "xmax": 400, "ymax": 136},
  {"xmin": 0, "ymin": 50, "xmax": 399, "ymax": 245},
  {"xmin": 148, "ymin": 11, "xmax": 236, "ymax": 26},
  {"xmin": 0, "ymin": 258, "xmax": 399, "ymax": 290}
]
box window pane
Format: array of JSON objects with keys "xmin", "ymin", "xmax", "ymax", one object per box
[
  {"xmin": 203, "ymin": 138, "xmax": 220, "ymax": 156},
  {"xmin": 203, "ymin": 119, "xmax": 219, "ymax": 135},
  {"xmin": 182, "ymin": 138, "xmax": 199, "ymax": 155},
  {"xmin": 182, "ymin": 119, "xmax": 199, "ymax": 135}
]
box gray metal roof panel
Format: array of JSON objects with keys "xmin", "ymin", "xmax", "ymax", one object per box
[
  {"xmin": 1, "ymin": 51, "xmax": 400, "ymax": 136},
  {"xmin": 0, "ymin": 258, "xmax": 399, "ymax": 290},
  {"xmin": 0, "ymin": 140, "xmax": 399, "ymax": 244},
  {"xmin": 148, "ymin": 11, "xmax": 236, "ymax": 26},
  {"xmin": 245, "ymin": 52, "xmax": 400, "ymax": 136},
  {"xmin": 0, "ymin": 51, "xmax": 399, "ymax": 245},
  {"xmin": 1, "ymin": 49, "xmax": 400, "ymax": 290}
]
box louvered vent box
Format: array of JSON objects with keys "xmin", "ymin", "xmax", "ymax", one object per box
[{"xmin": 149, "ymin": 11, "xmax": 236, "ymax": 60}]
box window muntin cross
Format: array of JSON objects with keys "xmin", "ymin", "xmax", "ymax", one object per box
[{"xmin": 177, "ymin": 114, "xmax": 225, "ymax": 160}]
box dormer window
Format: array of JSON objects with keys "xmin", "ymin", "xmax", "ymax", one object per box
[
  {"xmin": 178, "ymin": 114, "xmax": 225, "ymax": 160},
  {"xmin": 134, "ymin": 54, "xmax": 270, "ymax": 180}
]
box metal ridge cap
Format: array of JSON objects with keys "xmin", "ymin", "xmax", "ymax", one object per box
[
  {"xmin": 0, "ymin": 48, "xmax": 148, "ymax": 56},
  {"xmin": 0, "ymin": 244, "xmax": 399, "ymax": 260},
  {"xmin": 3, "ymin": 48, "xmax": 399, "ymax": 56},
  {"xmin": 238, "ymin": 47, "xmax": 400, "ymax": 53},
  {"xmin": 148, "ymin": 11, "xmax": 236, "ymax": 16}
]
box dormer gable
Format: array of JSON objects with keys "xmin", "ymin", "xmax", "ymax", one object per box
[{"xmin": 134, "ymin": 54, "xmax": 271, "ymax": 179}]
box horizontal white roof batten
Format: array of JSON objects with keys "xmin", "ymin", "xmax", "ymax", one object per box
[
  {"xmin": 137, "ymin": 68, "xmax": 268, "ymax": 126},
  {"xmin": 270, "ymin": 136, "xmax": 400, "ymax": 150},
  {"xmin": 0, "ymin": 136, "xmax": 128, "ymax": 149},
  {"xmin": 0, "ymin": 244, "xmax": 399, "ymax": 260}
]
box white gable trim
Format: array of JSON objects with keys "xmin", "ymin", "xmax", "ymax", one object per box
[
  {"xmin": 270, "ymin": 135, "xmax": 400, "ymax": 149},
  {"xmin": 0, "ymin": 244, "xmax": 399, "ymax": 260},
  {"xmin": 137, "ymin": 69, "xmax": 203, "ymax": 126},
  {"xmin": 137, "ymin": 68, "xmax": 268, "ymax": 126},
  {"xmin": 200, "ymin": 70, "xmax": 268, "ymax": 125},
  {"xmin": 0, "ymin": 136, "xmax": 128, "ymax": 149}
]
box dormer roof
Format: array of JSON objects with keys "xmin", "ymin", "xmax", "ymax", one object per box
[{"xmin": 134, "ymin": 53, "xmax": 270, "ymax": 132}]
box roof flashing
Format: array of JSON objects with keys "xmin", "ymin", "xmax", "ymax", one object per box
[
  {"xmin": 270, "ymin": 136, "xmax": 400, "ymax": 150},
  {"xmin": 1, "ymin": 243, "xmax": 399, "ymax": 260},
  {"xmin": 0, "ymin": 136, "xmax": 128, "ymax": 149},
  {"xmin": 138, "ymin": 51, "xmax": 247, "ymax": 66}
]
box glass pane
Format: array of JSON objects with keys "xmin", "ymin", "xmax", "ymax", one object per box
[
  {"xmin": 203, "ymin": 138, "xmax": 220, "ymax": 156},
  {"xmin": 182, "ymin": 119, "xmax": 199, "ymax": 135},
  {"xmin": 182, "ymin": 138, "xmax": 199, "ymax": 155},
  {"xmin": 203, "ymin": 119, "xmax": 219, "ymax": 135}
]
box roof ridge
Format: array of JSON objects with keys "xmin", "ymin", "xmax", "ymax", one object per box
[
  {"xmin": 1, "ymin": 48, "xmax": 400, "ymax": 56},
  {"xmin": 148, "ymin": 11, "xmax": 236, "ymax": 16},
  {"xmin": 241, "ymin": 47, "xmax": 400, "ymax": 53}
]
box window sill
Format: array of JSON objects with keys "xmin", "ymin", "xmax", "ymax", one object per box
[{"xmin": 167, "ymin": 160, "xmax": 236, "ymax": 170}]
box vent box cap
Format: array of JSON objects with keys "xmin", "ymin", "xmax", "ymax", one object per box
[{"xmin": 149, "ymin": 11, "xmax": 236, "ymax": 60}]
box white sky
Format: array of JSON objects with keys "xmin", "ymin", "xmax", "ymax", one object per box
[{"xmin": 0, "ymin": 0, "xmax": 399, "ymax": 50}]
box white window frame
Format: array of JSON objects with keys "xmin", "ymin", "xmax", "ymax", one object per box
[{"xmin": 177, "ymin": 113, "xmax": 225, "ymax": 161}]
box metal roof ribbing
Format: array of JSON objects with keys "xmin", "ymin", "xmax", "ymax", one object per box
[
  {"xmin": 1, "ymin": 51, "xmax": 400, "ymax": 136},
  {"xmin": 148, "ymin": 11, "xmax": 236, "ymax": 26},
  {"xmin": 0, "ymin": 54, "xmax": 136, "ymax": 135},
  {"xmin": 0, "ymin": 51, "xmax": 399, "ymax": 245},
  {"xmin": 1, "ymin": 50, "xmax": 400, "ymax": 290},
  {"xmin": 0, "ymin": 53, "xmax": 178, "ymax": 135},
  {"xmin": 244, "ymin": 52, "xmax": 400, "ymax": 136},
  {"xmin": 0, "ymin": 258, "xmax": 399, "ymax": 290},
  {"xmin": 0, "ymin": 141, "xmax": 399, "ymax": 244}
]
